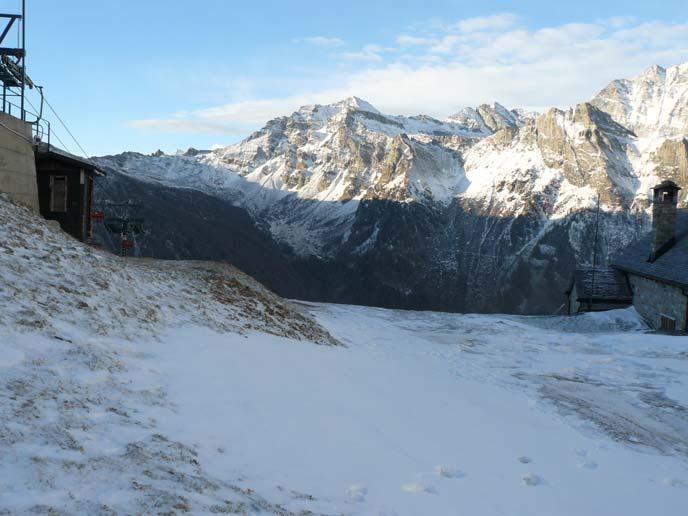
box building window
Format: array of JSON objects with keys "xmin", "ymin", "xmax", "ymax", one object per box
[
  {"xmin": 50, "ymin": 175, "xmax": 67, "ymax": 212},
  {"xmin": 660, "ymin": 315, "xmax": 676, "ymax": 332}
]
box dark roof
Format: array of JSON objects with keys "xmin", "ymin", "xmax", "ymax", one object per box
[
  {"xmin": 653, "ymin": 180, "xmax": 681, "ymax": 192},
  {"xmin": 570, "ymin": 267, "xmax": 632, "ymax": 302},
  {"xmin": 611, "ymin": 209, "xmax": 688, "ymax": 289},
  {"xmin": 34, "ymin": 143, "xmax": 106, "ymax": 177}
]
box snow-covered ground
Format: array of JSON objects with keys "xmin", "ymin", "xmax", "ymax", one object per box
[
  {"xmin": 2, "ymin": 194, "xmax": 688, "ymax": 514},
  {"xmin": 138, "ymin": 305, "xmax": 688, "ymax": 516},
  {"xmin": 3, "ymin": 302, "xmax": 688, "ymax": 514}
]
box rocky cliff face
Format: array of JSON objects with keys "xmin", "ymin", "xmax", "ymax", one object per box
[
  {"xmin": 211, "ymin": 96, "xmax": 483, "ymax": 205},
  {"xmin": 591, "ymin": 63, "xmax": 688, "ymax": 140},
  {"xmin": 591, "ymin": 62, "xmax": 688, "ymax": 204},
  {"xmin": 94, "ymin": 62, "xmax": 688, "ymax": 314}
]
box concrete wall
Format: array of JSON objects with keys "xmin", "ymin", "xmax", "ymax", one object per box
[
  {"xmin": 0, "ymin": 112, "xmax": 38, "ymax": 210},
  {"xmin": 628, "ymin": 274, "xmax": 688, "ymax": 331}
]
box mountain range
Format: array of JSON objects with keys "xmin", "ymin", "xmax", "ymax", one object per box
[{"xmin": 94, "ymin": 61, "xmax": 688, "ymax": 314}]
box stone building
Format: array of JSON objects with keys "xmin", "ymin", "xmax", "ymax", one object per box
[{"xmin": 612, "ymin": 181, "xmax": 688, "ymax": 332}]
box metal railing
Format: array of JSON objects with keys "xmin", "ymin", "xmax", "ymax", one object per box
[{"xmin": 1, "ymin": 96, "xmax": 50, "ymax": 146}]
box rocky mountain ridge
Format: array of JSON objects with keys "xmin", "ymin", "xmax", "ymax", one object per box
[{"xmin": 94, "ymin": 61, "xmax": 688, "ymax": 313}]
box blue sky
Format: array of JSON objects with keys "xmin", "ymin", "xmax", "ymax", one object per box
[{"xmin": 13, "ymin": 0, "xmax": 688, "ymax": 155}]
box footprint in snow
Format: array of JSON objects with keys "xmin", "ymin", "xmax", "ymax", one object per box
[
  {"xmin": 574, "ymin": 448, "xmax": 598, "ymax": 470},
  {"xmin": 663, "ymin": 478, "xmax": 688, "ymax": 488},
  {"xmin": 402, "ymin": 483, "xmax": 437, "ymax": 494},
  {"xmin": 346, "ymin": 484, "xmax": 368, "ymax": 502},
  {"xmin": 434, "ymin": 465, "xmax": 466, "ymax": 479},
  {"xmin": 521, "ymin": 473, "xmax": 545, "ymax": 487}
]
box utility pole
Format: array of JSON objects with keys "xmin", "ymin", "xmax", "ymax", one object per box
[
  {"xmin": 588, "ymin": 195, "xmax": 601, "ymax": 311},
  {"xmin": 20, "ymin": 0, "xmax": 25, "ymax": 120},
  {"xmin": 0, "ymin": 0, "xmax": 30, "ymax": 119}
]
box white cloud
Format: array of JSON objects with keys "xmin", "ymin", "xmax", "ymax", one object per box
[
  {"xmin": 127, "ymin": 118, "xmax": 236, "ymax": 134},
  {"xmin": 429, "ymin": 35, "xmax": 463, "ymax": 54},
  {"xmin": 452, "ymin": 13, "xmax": 520, "ymax": 33},
  {"xmin": 606, "ymin": 16, "xmax": 636, "ymax": 28},
  {"xmin": 129, "ymin": 16, "xmax": 688, "ymax": 137},
  {"xmin": 297, "ymin": 36, "xmax": 345, "ymax": 47},
  {"xmin": 339, "ymin": 44, "xmax": 387, "ymax": 61},
  {"xmin": 397, "ymin": 35, "xmax": 439, "ymax": 46}
]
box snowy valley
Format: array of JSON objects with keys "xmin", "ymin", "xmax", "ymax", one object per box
[{"xmin": 1, "ymin": 191, "xmax": 688, "ymax": 515}]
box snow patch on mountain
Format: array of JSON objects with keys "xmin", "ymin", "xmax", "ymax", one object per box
[{"xmin": 448, "ymin": 102, "xmax": 526, "ymax": 134}]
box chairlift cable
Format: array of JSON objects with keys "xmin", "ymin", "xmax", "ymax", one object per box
[
  {"xmin": 48, "ymin": 129, "xmax": 72, "ymax": 155},
  {"xmin": 42, "ymin": 94, "xmax": 96, "ymax": 165},
  {"xmin": 25, "ymin": 95, "xmax": 73, "ymax": 154}
]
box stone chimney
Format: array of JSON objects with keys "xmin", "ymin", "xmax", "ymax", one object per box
[{"xmin": 650, "ymin": 180, "xmax": 681, "ymax": 261}]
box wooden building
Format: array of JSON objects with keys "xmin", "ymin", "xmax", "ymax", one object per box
[
  {"xmin": 566, "ymin": 267, "xmax": 632, "ymax": 314},
  {"xmin": 34, "ymin": 143, "xmax": 105, "ymax": 242}
]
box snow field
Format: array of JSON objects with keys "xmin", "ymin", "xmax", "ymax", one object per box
[{"xmin": 132, "ymin": 303, "xmax": 688, "ymax": 515}]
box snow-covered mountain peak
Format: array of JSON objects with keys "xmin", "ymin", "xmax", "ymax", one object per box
[
  {"xmin": 333, "ymin": 95, "xmax": 381, "ymax": 115},
  {"xmin": 448, "ymin": 102, "xmax": 523, "ymax": 135},
  {"xmin": 289, "ymin": 96, "xmax": 382, "ymax": 126},
  {"xmin": 203, "ymin": 95, "xmax": 497, "ymax": 211},
  {"xmin": 671, "ymin": 61, "xmax": 688, "ymax": 76},
  {"xmin": 638, "ymin": 64, "xmax": 666, "ymax": 81},
  {"xmin": 591, "ymin": 60, "xmax": 688, "ymax": 141}
]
